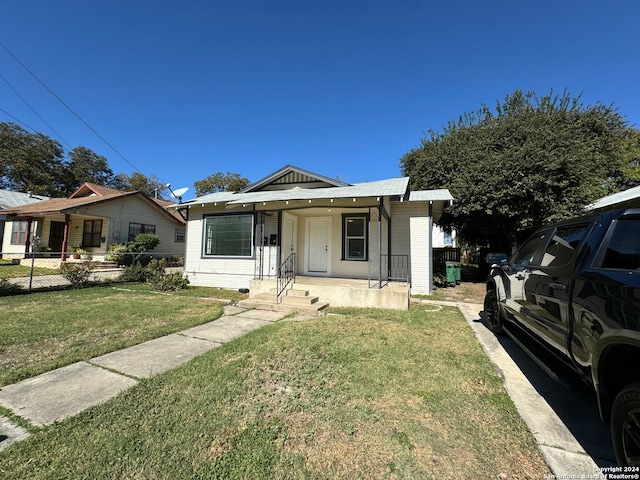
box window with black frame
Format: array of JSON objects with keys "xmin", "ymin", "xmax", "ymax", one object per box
[
  {"xmin": 203, "ymin": 214, "xmax": 253, "ymax": 257},
  {"xmin": 343, "ymin": 214, "xmax": 368, "ymax": 261}
]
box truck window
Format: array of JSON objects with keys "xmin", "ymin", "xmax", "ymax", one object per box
[
  {"xmin": 540, "ymin": 224, "xmax": 590, "ymax": 267},
  {"xmin": 600, "ymin": 219, "xmax": 640, "ymax": 270},
  {"xmin": 512, "ymin": 232, "xmax": 547, "ymax": 266}
]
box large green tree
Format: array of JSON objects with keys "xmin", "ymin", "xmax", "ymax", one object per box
[
  {"xmin": 193, "ymin": 172, "xmax": 251, "ymax": 196},
  {"xmin": 66, "ymin": 146, "xmax": 114, "ymax": 195},
  {"xmin": 400, "ymin": 90, "xmax": 640, "ymax": 250},
  {"xmin": 0, "ymin": 122, "xmax": 65, "ymax": 196},
  {"xmin": 110, "ymin": 172, "xmax": 168, "ymax": 198}
]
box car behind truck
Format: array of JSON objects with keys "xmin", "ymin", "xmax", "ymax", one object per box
[{"xmin": 484, "ymin": 208, "xmax": 640, "ymax": 466}]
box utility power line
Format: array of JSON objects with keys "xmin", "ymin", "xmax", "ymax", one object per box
[{"xmin": 0, "ymin": 41, "xmax": 143, "ymax": 174}]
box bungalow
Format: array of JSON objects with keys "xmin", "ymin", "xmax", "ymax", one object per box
[
  {"xmin": 175, "ymin": 165, "xmax": 453, "ymax": 310},
  {"xmin": 0, "ymin": 183, "xmax": 186, "ymax": 265},
  {"xmin": 0, "ymin": 189, "xmax": 50, "ymax": 255}
]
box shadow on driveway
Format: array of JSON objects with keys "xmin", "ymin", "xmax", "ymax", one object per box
[{"xmin": 477, "ymin": 312, "xmax": 616, "ymax": 468}]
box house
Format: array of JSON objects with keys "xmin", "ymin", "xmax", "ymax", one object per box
[
  {"xmin": 175, "ymin": 165, "xmax": 453, "ymax": 310},
  {"xmin": 0, "ymin": 189, "xmax": 50, "ymax": 255},
  {"xmin": 0, "ymin": 183, "xmax": 186, "ymax": 266}
]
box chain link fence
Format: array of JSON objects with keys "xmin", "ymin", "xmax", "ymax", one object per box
[{"xmin": 0, "ymin": 250, "xmax": 184, "ymax": 294}]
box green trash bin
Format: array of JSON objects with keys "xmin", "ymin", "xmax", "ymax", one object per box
[
  {"xmin": 445, "ymin": 261, "xmax": 457, "ymax": 287},
  {"xmin": 454, "ymin": 262, "xmax": 462, "ymax": 285}
]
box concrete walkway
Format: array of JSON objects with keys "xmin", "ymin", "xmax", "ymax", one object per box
[{"xmin": 0, "ymin": 304, "xmax": 310, "ymax": 451}]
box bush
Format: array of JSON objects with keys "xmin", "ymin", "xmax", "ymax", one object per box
[
  {"xmin": 129, "ymin": 233, "xmax": 160, "ymax": 252},
  {"xmin": 105, "ymin": 243, "xmax": 127, "ymax": 263},
  {"xmin": 148, "ymin": 272, "xmax": 190, "ymax": 291},
  {"xmin": 0, "ymin": 278, "xmax": 22, "ymax": 296},
  {"xmin": 60, "ymin": 262, "xmax": 96, "ymax": 289},
  {"xmin": 120, "ymin": 262, "xmax": 154, "ymax": 283}
]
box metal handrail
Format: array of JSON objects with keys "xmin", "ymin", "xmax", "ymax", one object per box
[{"xmin": 276, "ymin": 252, "xmax": 296, "ymax": 303}]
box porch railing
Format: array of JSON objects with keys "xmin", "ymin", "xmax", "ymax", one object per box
[
  {"xmin": 276, "ymin": 252, "xmax": 296, "ymax": 303},
  {"xmin": 381, "ymin": 254, "xmax": 410, "ymax": 283}
]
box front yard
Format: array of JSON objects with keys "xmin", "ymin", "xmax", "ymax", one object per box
[{"xmin": 0, "ymin": 287, "xmax": 549, "ymax": 479}]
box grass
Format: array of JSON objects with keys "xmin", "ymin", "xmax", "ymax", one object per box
[
  {"xmin": 0, "ymin": 302, "xmax": 550, "ymax": 479},
  {"xmin": 0, "ymin": 285, "xmax": 238, "ymax": 386},
  {"xmin": 0, "ymin": 259, "xmax": 60, "ymax": 278}
]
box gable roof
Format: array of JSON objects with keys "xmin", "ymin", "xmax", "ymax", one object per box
[
  {"xmin": 0, "ymin": 182, "xmax": 184, "ymax": 224},
  {"xmin": 241, "ymin": 164, "xmax": 349, "ymax": 193},
  {"xmin": 0, "ymin": 189, "xmax": 50, "ymax": 209}
]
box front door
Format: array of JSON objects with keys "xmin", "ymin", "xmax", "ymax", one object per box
[
  {"xmin": 307, "ymin": 217, "xmax": 330, "ymax": 274},
  {"xmin": 49, "ymin": 221, "xmax": 66, "ymax": 253}
]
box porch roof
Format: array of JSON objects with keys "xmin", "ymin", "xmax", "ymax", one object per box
[{"xmin": 180, "ymin": 177, "xmax": 412, "ymax": 208}]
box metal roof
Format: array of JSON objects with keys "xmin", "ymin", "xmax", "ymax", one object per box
[
  {"xmin": 408, "ymin": 189, "xmax": 454, "ymax": 202},
  {"xmin": 0, "ymin": 189, "xmax": 50, "ymax": 209},
  {"xmin": 183, "ymin": 177, "xmax": 411, "ymax": 207},
  {"xmin": 587, "ymin": 185, "xmax": 640, "ymax": 211}
]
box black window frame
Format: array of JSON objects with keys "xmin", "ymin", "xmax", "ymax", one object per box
[
  {"xmin": 342, "ymin": 213, "xmax": 369, "ymax": 261},
  {"xmin": 128, "ymin": 222, "xmax": 156, "ymax": 241},
  {"xmin": 202, "ymin": 213, "xmax": 254, "ymax": 258}
]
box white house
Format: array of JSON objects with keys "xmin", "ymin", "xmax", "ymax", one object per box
[{"xmin": 175, "ymin": 165, "xmax": 453, "ymax": 310}]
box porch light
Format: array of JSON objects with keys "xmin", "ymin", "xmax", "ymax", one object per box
[
  {"xmin": 308, "ymin": 200, "xmax": 312, "ymax": 203},
  {"xmin": 352, "ymin": 198, "xmax": 356, "ymax": 202},
  {"xmin": 330, "ymin": 198, "xmax": 334, "ymax": 202},
  {"xmin": 286, "ymin": 200, "xmax": 289, "ymax": 205}
]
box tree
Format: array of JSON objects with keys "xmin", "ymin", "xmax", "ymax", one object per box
[
  {"xmin": 109, "ymin": 172, "xmax": 168, "ymax": 198},
  {"xmin": 65, "ymin": 146, "xmax": 114, "ymax": 195},
  {"xmin": 400, "ymin": 89, "xmax": 639, "ymax": 250},
  {"xmin": 0, "ymin": 122, "xmax": 66, "ymax": 196},
  {"xmin": 194, "ymin": 172, "xmax": 250, "ymax": 196}
]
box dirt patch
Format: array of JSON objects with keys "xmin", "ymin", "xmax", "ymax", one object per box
[{"xmin": 430, "ymin": 281, "xmax": 486, "ymax": 304}]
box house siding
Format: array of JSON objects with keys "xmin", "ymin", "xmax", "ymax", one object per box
[{"xmin": 390, "ymin": 201, "xmax": 433, "ymax": 294}]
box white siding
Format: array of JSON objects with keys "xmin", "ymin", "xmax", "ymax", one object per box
[{"xmin": 390, "ymin": 201, "xmax": 433, "ymax": 294}]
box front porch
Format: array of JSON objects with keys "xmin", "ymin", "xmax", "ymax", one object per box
[{"xmin": 240, "ymin": 275, "xmax": 411, "ymax": 313}]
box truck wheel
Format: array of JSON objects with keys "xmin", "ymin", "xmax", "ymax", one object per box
[
  {"xmin": 483, "ymin": 289, "xmax": 504, "ymax": 334},
  {"xmin": 611, "ymin": 383, "xmax": 640, "ymax": 467}
]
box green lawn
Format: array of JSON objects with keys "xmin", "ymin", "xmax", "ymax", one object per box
[
  {"xmin": 0, "ymin": 298, "xmax": 550, "ymax": 479},
  {"xmin": 0, "ymin": 285, "xmax": 238, "ymax": 386},
  {"xmin": 0, "ymin": 259, "xmax": 60, "ymax": 278}
]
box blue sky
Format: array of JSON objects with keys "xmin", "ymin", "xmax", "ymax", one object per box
[{"xmin": 1, "ymin": 1, "xmax": 639, "ymax": 199}]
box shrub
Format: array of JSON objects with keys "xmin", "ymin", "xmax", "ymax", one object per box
[
  {"xmin": 105, "ymin": 243, "xmax": 127, "ymax": 263},
  {"xmin": 129, "ymin": 233, "xmax": 160, "ymax": 252},
  {"xmin": 0, "ymin": 278, "xmax": 22, "ymax": 296},
  {"xmin": 60, "ymin": 262, "xmax": 96, "ymax": 289},
  {"xmin": 148, "ymin": 272, "xmax": 190, "ymax": 291},
  {"xmin": 120, "ymin": 262, "xmax": 153, "ymax": 283}
]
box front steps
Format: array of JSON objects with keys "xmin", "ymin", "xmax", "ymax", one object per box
[{"xmin": 238, "ymin": 285, "xmax": 329, "ymax": 316}]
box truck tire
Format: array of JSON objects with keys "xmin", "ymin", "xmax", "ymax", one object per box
[
  {"xmin": 483, "ymin": 289, "xmax": 504, "ymax": 334},
  {"xmin": 611, "ymin": 382, "xmax": 640, "ymax": 467}
]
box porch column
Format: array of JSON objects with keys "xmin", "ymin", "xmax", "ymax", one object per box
[
  {"xmin": 24, "ymin": 217, "xmax": 33, "ymax": 256},
  {"xmin": 61, "ymin": 214, "xmax": 71, "ymax": 261}
]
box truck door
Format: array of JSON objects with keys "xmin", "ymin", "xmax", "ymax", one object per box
[{"xmin": 521, "ymin": 223, "xmax": 591, "ymax": 356}]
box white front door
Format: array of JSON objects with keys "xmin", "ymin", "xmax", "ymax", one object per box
[{"xmin": 306, "ymin": 217, "xmax": 331, "ymax": 274}]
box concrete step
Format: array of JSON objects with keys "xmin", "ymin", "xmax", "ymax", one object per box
[{"xmin": 237, "ymin": 298, "xmax": 329, "ymax": 316}]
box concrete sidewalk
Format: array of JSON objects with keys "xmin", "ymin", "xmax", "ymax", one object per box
[{"xmin": 0, "ymin": 304, "xmax": 308, "ymax": 451}]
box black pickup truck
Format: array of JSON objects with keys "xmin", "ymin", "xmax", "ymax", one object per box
[{"xmin": 484, "ymin": 208, "xmax": 640, "ymax": 466}]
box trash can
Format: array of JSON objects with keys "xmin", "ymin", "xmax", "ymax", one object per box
[
  {"xmin": 445, "ymin": 261, "xmax": 457, "ymax": 287},
  {"xmin": 454, "ymin": 262, "xmax": 462, "ymax": 285}
]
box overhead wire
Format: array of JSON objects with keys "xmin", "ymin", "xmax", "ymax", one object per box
[
  {"xmin": 0, "ymin": 71, "xmax": 72, "ymax": 149},
  {"xmin": 0, "ymin": 41, "xmax": 143, "ymax": 174},
  {"xmin": 0, "ymin": 107, "xmax": 40, "ymax": 133}
]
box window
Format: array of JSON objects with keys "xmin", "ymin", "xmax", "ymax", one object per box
[
  {"xmin": 83, "ymin": 220, "xmax": 103, "ymax": 247},
  {"xmin": 203, "ymin": 214, "xmax": 253, "ymax": 257},
  {"xmin": 443, "ymin": 231, "xmax": 453, "ymax": 246},
  {"xmin": 600, "ymin": 219, "xmax": 640, "ymax": 270},
  {"xmin": 343, "ymin": 214, "xmax": 368, "ymax": 261},
  {"xmin": 128, "ymin": 222, "xmax": 156, "ymax": 241},
  {"xmin": 540, "ymin": 224, "xmax": 590, "ymax": 267},
  {"xmin": 10, "ymin": 220, "xmax": 28, "ymax": 245},
  {"xmin": 175, "ymin": 228, "xmax": 185, "ymax": 243},
  {"xmin": 512, "ymin": 232, "xmax": 547, "ymax": 266}
]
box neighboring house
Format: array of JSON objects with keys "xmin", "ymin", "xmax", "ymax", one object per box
[
  {"xmin": 0, "ymin": 183, "xmax": 185, "ymax": 263},
  {"xmin": 175, "ymin": 165, "xmax": 453, "ymax": 310},
  {"xmin": 587, "ymin": 184, "xmax": 640, "ymax": 211},
  {"xmin": 432, "ymin": 225, "xmax": 456, "ymax": 248},
  {"xmin": 0, "ymin": 189, "xmax": 50, "ymax": 254}
]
